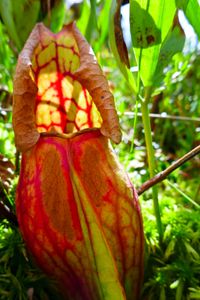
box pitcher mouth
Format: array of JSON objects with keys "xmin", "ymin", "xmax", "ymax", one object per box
[
  {"xmin": 40, "ymin": 127, "xmax": 101, "ymax": 140},
  {"xmin": 13, "ymin": 22, "xmax": 121, "ymax": 153}
]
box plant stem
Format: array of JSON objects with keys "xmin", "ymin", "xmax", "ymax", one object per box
[
  {"xmin": 130, "ymin": 68, "xmax": 141, "ymax": 152},
  {"xmin": 47, "ymin": 0, "xmax": 51, "ymax": 28},
  {"xmin": 141, "ymin": 87, "xmax": 163, "ymax": 242}
]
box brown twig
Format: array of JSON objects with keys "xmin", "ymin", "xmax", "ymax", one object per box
[{"xmin": 137, "ymin": 144, "xmax": 200, "ymax": 195}]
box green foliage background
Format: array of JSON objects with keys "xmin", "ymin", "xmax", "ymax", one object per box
[{"xmin": 0, "ymin": 0, "xmax": 200, "ymax": 299}]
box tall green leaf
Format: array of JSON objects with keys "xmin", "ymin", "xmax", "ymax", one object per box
[
  {"xmin": 12, "ymin": 0, "xmax": 40, "ymax": 47},
  {"xmin": 109, "ymin": 0, "xmax": 137, "ymax": 92},
  {"xmin": 76, "ymin": 0, "xmax": 90, "ymax": 35},
  {"xmin": 43, "ymin": 0, "xmax": 65, "ymax": 33},
  {"xmin": 0, "ymin": 22, "xmax": 15, "ymax": 92},
  {"xmin": 77, "ymin": 0, "xmax": 98, "ymax": 43},
  {"xmin": 0, "ymin": 0, "xmax": 40, "ymax": 51},
  {"xmin": 154, "ymin": 23, "xmax": 185, "ymax": 87},
  {"xmin": 85, "ymin": 0, "xmax": 98, "ymax": 42},
  {"xmin": 130, "ymin": 0, "xmax": 176, "ymax": 87},
  {"xmin": 178, "ymin": 0, "xmax": 200, "ymax": 39},
  {"xmin": 94, "ymin": 0, "xmax": 112, "ymax": 52},
  {"xmin": 0, "ymin": 0, "xmax": 21, "ymax": 50}
]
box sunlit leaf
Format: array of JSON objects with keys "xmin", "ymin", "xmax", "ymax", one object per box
[
  {"xmin": 130, "ymin": 0, "xmax": 176, "ymax": 87},
  {"xmin": 130, "ymin": 1, "xmax": 162, "ymax": 49},
  {"xmin": 154, "ymin": 18, "xmax": 185, "ymax": 86}
]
